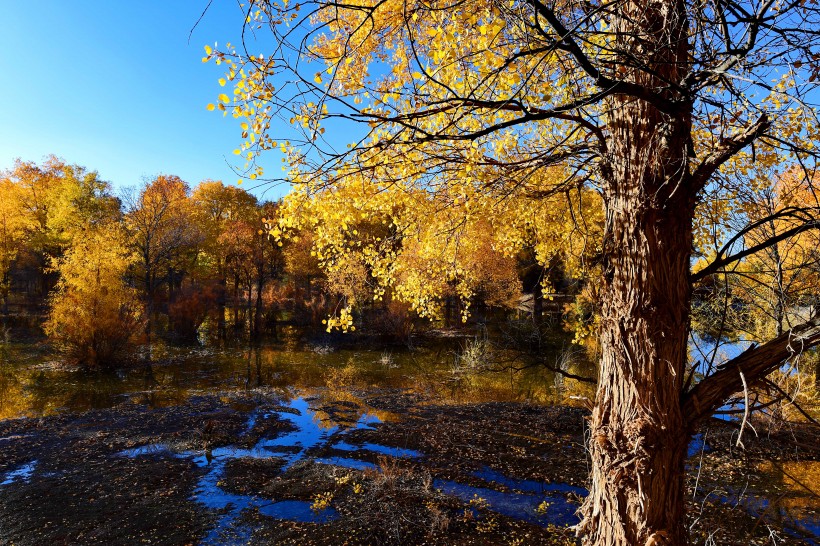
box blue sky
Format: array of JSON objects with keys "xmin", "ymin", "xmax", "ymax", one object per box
[{"xmin": 0, "ymin": 1, "xmax": 290, "ymax": 201}]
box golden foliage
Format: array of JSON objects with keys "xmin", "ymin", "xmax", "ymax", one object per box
[
  {"xmin": 268, "ymin": 168, "xmax": 602, "ymax": 329},
  {"xmin": 44, "ymin": 225, "xmax": 143, "ymax": 368}
]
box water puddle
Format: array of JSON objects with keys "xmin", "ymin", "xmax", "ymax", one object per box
[
  {"xmin": 332, "ymin": 440, "xmax": 422, "ymax": 459},
  {"xmin": 121, "ymin": 394, "xmax": 816, "ymax": 543},
  {"xmin": 430, "ymin": 465, "xmax": 587, "ymax": 527},
  {"xmin": 259, "ymin": 500, "xmax": 339, "ymax": 523},
  {"xmin": 312, "ymin": 456, "xmax": 378, "ymax": 471},
  {"xmin": 118, "ymin": 394, "xmax": 589, "ymax": 540},
  {"xmin": 687, "ymin": 433, "xmax": 711, "ymax": 458},
  {"xmin": 0, "ymin": 460, "xmax": 37, "ymax": 486},
  {"xmin": 707, "ymin": 488, "xmax": 819, "ymax": 544},
  {"xmin": 702, "ymin": 459, "xmax": 820, "ymax": 544},
  {"xmin": 119, "ymin": 395, "xmax": 395, "ymax": 541},
  {"xmin": 433, "ymin": 479, "xmax": 581, "ymax": 527},
  {"xmin": 118, "ymin": 444, "xmax": 177, "ymax": 458}
]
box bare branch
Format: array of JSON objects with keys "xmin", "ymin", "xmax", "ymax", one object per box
[
  {"xmin": 692, "ymin": 210, "xmax": 820, "ymax": 282},
  {"xmin": 689, "ymin": 114, "xmax": 771, "ymax": 192}
]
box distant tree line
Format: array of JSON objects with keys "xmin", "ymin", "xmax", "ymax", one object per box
[{"xmin": 1, "ymin": 156, "xmax": 562, "ymax": 369}]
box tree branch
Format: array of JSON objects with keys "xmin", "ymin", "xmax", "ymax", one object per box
[
  {"xmin": 692, "ymin": 213, "xmax": 820, "ymax": 282},
  {"xmin": 682, "ymin": 316, "xmax": 820, "ymax": 428},
  {"xmin": 527, "ymin": 0, "xmax": 683, "ymax": 116},
  {"xmin": 761, "ymin": 378, "xmax": 820, "ymax": 428},
  {"xmin": 689, "ymin": 114, "xmax": 771, "ymax": 193}
]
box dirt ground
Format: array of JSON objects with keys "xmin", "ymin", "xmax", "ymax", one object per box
[{"xmin": 0, "ymin": 388, "xmax": 817, "ymax": 545}]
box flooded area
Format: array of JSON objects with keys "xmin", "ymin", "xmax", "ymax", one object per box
[
  {"xmin": 0, "ymin": 327, "xmax": 592, "ymax": 420},
  {"xmin": 0, "ymin": 330, "xmax": 818, "ymax": 545}
]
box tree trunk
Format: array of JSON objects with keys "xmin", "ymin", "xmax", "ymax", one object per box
[
  {"xmin": 579, "ymin": 0, "xmax": 694, "ymax": 542},
  {"xmin": 253, "ymin": 273, "xmax": 264, "ymax": 339},
  {"xmin": 533, "ymin": 281, "xmax": 543, "ymax": 324},
  {"xmin": 144, "ymin": 267, "xmax": 154, "ymax": 339},
  {"xmin": 581, "ymin": 197, "xmax": 694, "ymax": 546},
  {"xmin": 1, "ymin": 277, "xmax": 9, "ymax": 332},
  {"xmin": 233, "ymin": 272, "xmax": 241, "ymax": 333},
  {"xmin": 246, "ymin": 279, "xmax": 254, "ymax": 337},
  {"xmin": 217, "ymin": 279, "xmax": 227, "ymax": 339}
]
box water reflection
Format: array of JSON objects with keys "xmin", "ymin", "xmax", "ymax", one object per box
[
  {"xmin": 433, "ymin": 479, "xmax": 581, "ymax": 527},
  {"xmin": 745, "ymin": 460, "xmax": 820, "ymax": 542},
  {"xmin": 258, "ymin": 500, "xmax": 339, "ymax": 523},
  {"xmin": 118, "ymin": 395, "xmax": 398, "ymax": 540},
  {"xmin": 119, "ymin": 393, "xmax": 585, "ymax": 539},
  {"xmin": 0, "ymin": 330, "xmax": 595, "ymax": 420},
  {"xmin": 0, "ymin": 460, "xmax": 37, "ymax": 486}
]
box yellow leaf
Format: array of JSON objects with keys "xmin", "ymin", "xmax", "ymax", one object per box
[
  {"xmin": 218, "ymin": 78, "xmax": 227, "ymax": 86},
  {"xmin": 219, "ymin": 93, "xmax": 230, "ymax": 103},
  {"xmin": 206, "ymin": 103, "xmax": 216, "ymax": 111},
  {"xmin": 204, "ymin": 45, "xmax": 212, "ymax": 55}
]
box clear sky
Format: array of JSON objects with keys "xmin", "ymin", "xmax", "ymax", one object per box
[{"xmin": 0, "ymin": 1, "xmax": 288, "ymax": 201}]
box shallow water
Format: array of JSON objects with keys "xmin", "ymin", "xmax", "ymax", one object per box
[
  {"xmin": 0, "ymin": 460, "xmax": 37, "ymax": 486},
  {"xmin": 168, "ymin": 396, "xmax": 365, "ymax": 543},
  {"xmin": 0, "ymin": 329, "xmax": 593, "ymax": 420},
  {"xmin": 118, "ymin": 393, "xmax": 586, "ymax": 539},
  {"xmin": 720, "ymin": 490, "xmax": 820, "ymax": 544},
  {"xmin": 333, "ymin": 440, "xmax": 423, "ymax": 459},
  {"xmin": 687, "ymin": 432, "xmax": 711, "ymax": 458},
  {"xmin": 433, "ymin": 479, "xmax": 581, "ymax": 527},
  {"xmin": 707, "ymin": 459, "xmax": 820, "ymax": 545},
  {"xmin": 103, "ymin": 394, "xmax": 820, "ymax": 545},
  {"xmin": 259, "ymin": 500, "xmax": 339, "ymax": 523}
]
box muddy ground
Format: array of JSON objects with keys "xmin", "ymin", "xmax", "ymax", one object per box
[{"xmin": 0, "ymin": 388, "xmax": 818, "ymax": 545}]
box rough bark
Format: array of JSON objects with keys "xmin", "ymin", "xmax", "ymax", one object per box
[
  {"xmin": 580, "ymin": 179, "xmax": 694, "ymax": 545},
  {"xmin": 578, "ymin": 0, "xmax": 694, "ymax": 543}
]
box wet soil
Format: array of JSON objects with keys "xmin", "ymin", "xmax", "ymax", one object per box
[
  {"xmin": 0, "ymin": 392, "xmax": 263, "ymax": 546},
  {"xmin": 0, "ymin": 388, "xmax": 817, "ymax": 545}
]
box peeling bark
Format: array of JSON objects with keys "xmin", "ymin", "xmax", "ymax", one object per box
[{"xmin": 579, "ymin": 0, "xmax": 694, "ymax": 542}]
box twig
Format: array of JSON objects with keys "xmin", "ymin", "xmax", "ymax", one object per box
[{"xmin": 736, "ymin": 370, "xmax": 750, "ymax": 448}]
